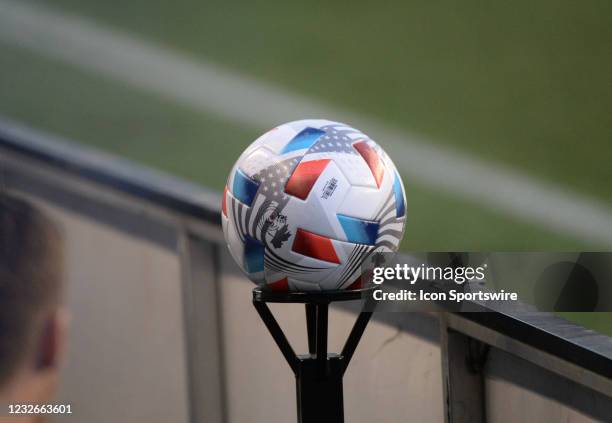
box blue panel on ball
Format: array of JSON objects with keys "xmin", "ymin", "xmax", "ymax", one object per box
[
  {"xmin": 280, "ymin": 127, "xmax": 326, "ymax": 154},
  {"xmin": 337, "ymin": 214, "xmax": 380, "ymax": 245},
  {"xmin": 244, "ymin": 236, "xmax": 265, "ymax": 273},
  {"xmin": 232, "ymin": 168, "xmax": 259, "ymax": 206},
  {"xmin": 393, "ymin": 171, "xmax": 405, "ymax": 217}
]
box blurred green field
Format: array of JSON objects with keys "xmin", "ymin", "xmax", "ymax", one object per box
[
  {"xmin": 2, "ymin": 1, "xmax": 612, "ymax": 334},
  {"xmin": 29, "ymin": 0, "xmax": 612, "ymax": 205},
  {"xmin": 0, "ymin": 44, "xmax": 585, "ymax": 251}
]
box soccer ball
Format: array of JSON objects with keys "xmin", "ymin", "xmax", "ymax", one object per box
[{"xmin": 222, "ymin": 119, "xmax": 406, "ymax": 291}]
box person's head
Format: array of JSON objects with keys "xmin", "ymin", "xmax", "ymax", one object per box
[{"xmin": 0, "ymin": 192, "xmax": 66, "ymax": 405}]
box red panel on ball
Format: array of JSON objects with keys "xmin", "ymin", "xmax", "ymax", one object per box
[
  {"xmin": 292, "ymin": 228, "xmax": 340, "ymax": 264},
  {"xmin": 284, "ymin": 159, "xmax": 330, "ymax": 200},
  {"xmin": 222, "ymin": 185, "xmax": 228, "ymax": 217},
  {"xmin": 267, "ymin": 277, "xmax": 289, "ymax": 292},
  {"xmin": 346, "ymin": 275, "xmax": 363, "ymax": 290},
  {"xmin": 353, "ymin": 141, "xmax": 384, "ymax": 188}
]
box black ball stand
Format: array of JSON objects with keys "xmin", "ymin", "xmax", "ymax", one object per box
[{"xmin": 252, "ymin": 287, "xmax": 374, "ymax": 423}]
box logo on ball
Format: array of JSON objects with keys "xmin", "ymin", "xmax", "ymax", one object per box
[{"xmin": 265, "ymin": 210, "xmax": 291, "ymax": 249}]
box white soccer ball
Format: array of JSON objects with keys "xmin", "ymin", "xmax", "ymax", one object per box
[{"xmin": 222, "ymin": 119, "xmax": 406, "ymax": 292}]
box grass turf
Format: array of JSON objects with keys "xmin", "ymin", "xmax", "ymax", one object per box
[
  {"xmin": 30, "ymin": 0, "xmax": 612, "ymax": 205},
  {"xmin": 0, "ymin": 42, "xmax": 588, "ymax": 252}
]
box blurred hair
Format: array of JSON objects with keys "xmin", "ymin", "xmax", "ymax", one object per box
[{"xmin": 0, "ymin": 192, "xmax": 64, "ymax": 388}]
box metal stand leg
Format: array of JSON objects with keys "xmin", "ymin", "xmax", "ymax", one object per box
[
  {"xmin": 253, "ymin": 301, "xmax": 298, "ymax": 373},
  {"xmin": 341, "ymin": 311, "xmax": 372, "ymax": 375},
  {"xmin": 315, "ymin": 304, "xmax": 329, "ymax": 374},
  {"xmin": 306, "ymin": 303, "xmax": 317, "ymax": 356},
  {"xmin": 252, "ymin": 288, "xmax": 374, "ymax": 423}
]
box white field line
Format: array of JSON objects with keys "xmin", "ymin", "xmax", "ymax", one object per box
[{"xmin": 1, "ymin": 0, "xmax": 612, "ymax": 246}]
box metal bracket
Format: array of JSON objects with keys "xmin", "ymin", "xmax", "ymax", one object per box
[{"xmin": 252, "ymin": 287, "xmax": 374, "ymax": 423}]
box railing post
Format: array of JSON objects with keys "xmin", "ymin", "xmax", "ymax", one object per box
[
  {"xmin": 180, "ymin": 234, "xmax": 226, "ymax": 423},
  {"xmin": 440, "ymin": 313, "xmax": 488, "ymax": 423}
]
